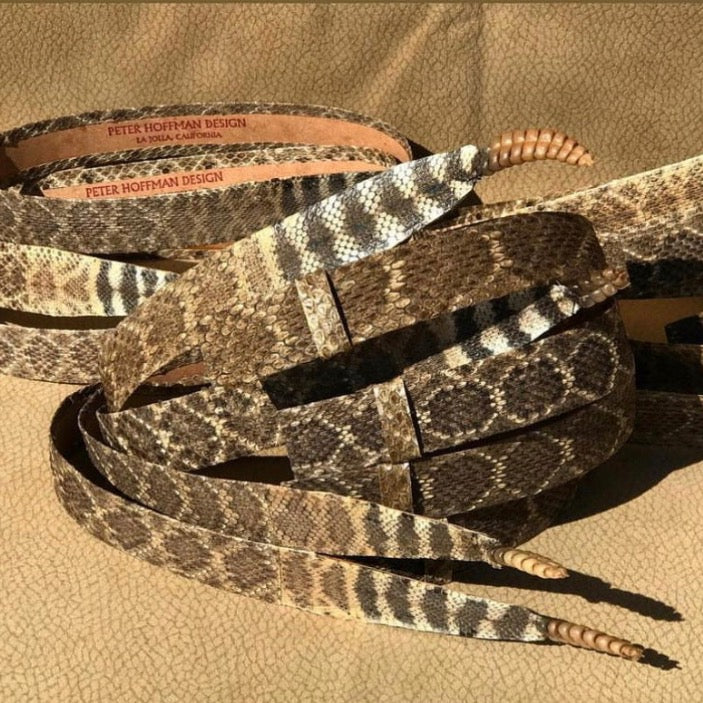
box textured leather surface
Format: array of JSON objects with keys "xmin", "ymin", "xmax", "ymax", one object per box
[{"xmin": 1, "ymin": 4, "xmax": 702, "ymax": 701}]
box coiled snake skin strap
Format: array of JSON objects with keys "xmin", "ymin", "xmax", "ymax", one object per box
[
  {"xmin": 0, "ymin": 102, "xmax": 411, "ymax": 382},
  {"xmin": 447, "ymin": 141, "xmax": 703, "ymax": 448},
  {"xmin": 29, "ymin": 116, "xmax": 639, "ymax": 659},
  {"xmin": 7, "ymin": 106, "xmax": 700, "ymax": 660}
]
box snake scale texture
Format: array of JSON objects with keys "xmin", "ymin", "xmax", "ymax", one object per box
[{"xmin": 2, "ymin": 103, "xmax": 702, "ymax": 662}]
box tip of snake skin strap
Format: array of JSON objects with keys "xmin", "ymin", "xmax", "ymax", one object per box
[
  {"xmin": 546, "ymin": 619, "xmax": 644, "ymax": 661},
  {"xmin": 490, "ymin": 547, "xmax": 569, "ymax": 579}
]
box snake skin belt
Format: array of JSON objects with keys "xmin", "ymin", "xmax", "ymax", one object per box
[{"xmin": 2, "ymin": 101, "xmax": 702, "ymax": 660}]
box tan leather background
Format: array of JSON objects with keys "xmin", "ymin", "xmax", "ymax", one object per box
[{"xmin": 1, "ymin": 4, "xmax": 702, "ymax": 701}]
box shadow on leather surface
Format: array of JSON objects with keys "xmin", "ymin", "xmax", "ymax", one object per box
[
  {"xmin": 557, "ymin": 443, "xmax": 703, "ymax": 525},
  {"xmin": 452, "ymin": 444, "xmax": 698, "ymax": 613},
  {"xmin": 453, "ymin": 559, "xmax": 682, "ymax": 625},
  {"xmin": 451, "ymin": 442, "xmax": 701, "ymax": 672}
]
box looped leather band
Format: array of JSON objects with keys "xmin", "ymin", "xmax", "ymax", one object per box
[
  {"xmin": 20, "ymin": 109, "xmax": 637, "ymax": 655},
  {"xmin": 12, "ymin": 103, "xmax": 703, "ymax": 660}
]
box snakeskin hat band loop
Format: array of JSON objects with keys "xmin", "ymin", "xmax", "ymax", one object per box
[
  {"xmin": 0, "ymin": 104, "xmax": 622, "ymax": 658},
  {"xmin": 0, "ymin": 103, "xmax": 413, "ymax": 382},
  {"xmin": 7, "ymin": 101, "xmax": 703, "ymax": 659}
]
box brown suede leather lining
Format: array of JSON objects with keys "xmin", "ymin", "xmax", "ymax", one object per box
[
  {"xmin": 43, "ymin": 159, "xmax": 386, "ymax": 200},
  {"xmin": 5, "ymin": 113, "xmax": 411, "ymax": 170}
]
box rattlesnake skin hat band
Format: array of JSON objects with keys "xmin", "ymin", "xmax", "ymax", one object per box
[
  {"xmin": 38, "ymin": 116, "xmax": 641, "ymax": 659},
  {"xmin": 5, "ymin": 102, "xmax": 703, "ymax": 661},
  {"xmin": 0, "ymin": 103, "xmax": 413, "ymax": 382}
]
